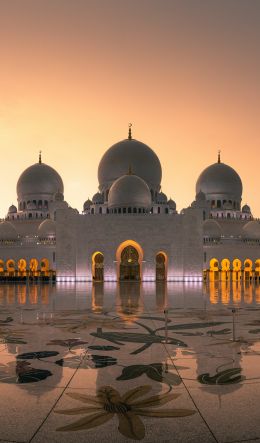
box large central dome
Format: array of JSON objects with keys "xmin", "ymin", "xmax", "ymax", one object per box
[{"xmin": 98, "ymin": 138, "xmax": 162, "ymax": 194}]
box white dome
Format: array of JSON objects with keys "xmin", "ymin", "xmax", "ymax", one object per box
[
  {"xmin": 157, "ymin": 192, "xmax": 167, "ymax": 204},
  {"xmin": 203, "ymin": 220, "xmax": 222, "ymax": 238},
  {"xmin": 108, "ymin": 174, "xmax": 152, "ymax": 209},
  {"xmin": 168, "ymin": 199, "xmax": 176, "ymax": 210},
  {"xmin": 242, "ymin": 204, "xmax": 251, "ymax": 214},
  {"xmin": 92, "ymin": 192, "xmax": 104, "ymax": 204},
  {"xmin": 38, "ymin": 219, "xmax": 56, "ymax": 238},
  {"xmin": 196, "ymin": 162, "xmax": 242, "ymax": 201},
  {"xmin": 83, "ymin": 199, "xmax": 92, "ymax": 211},
  {"xmin": 0, "ymin": 221, "xmax": 18, "ymax": 240},
  {"xmin": 8, "ymin": 205, "xmax": 17, "ymax": 214},
  {"xmin": 17, "ymin": 162, "xmax": 64, "ymax": 200},
  {"xmin": 98, "ymin": 138, "xmax": 162, "ymax": 194},
  {"xmin": 242, "ymin": 221, "xmax": 260, "ymax": 239}
]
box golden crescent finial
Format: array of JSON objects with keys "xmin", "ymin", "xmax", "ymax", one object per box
[
  {"xmin": 128, "ymin": 123, "xmax": 132, "ymax": 140},
  {"xmin": 39, "ymin": 150, "xmax": 42, "ymax": 164}
]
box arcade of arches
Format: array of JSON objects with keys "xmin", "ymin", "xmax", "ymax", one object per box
[
  {"xmin": 91, "ymin": 245, "xmax": 168, "ymax": 282},
  {"xmin": 0, "ymin": 258, "xmax": 54, "ymax": 280},
  {"xmin": 205, "ymin": 258, "xmax": 260, "ymax": 282}
]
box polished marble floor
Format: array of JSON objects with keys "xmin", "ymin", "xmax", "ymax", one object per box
[{"xmin": 0, "ymin": 281, "xmax": 260, "ymax": 443}]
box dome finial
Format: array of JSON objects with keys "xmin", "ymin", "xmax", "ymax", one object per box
[
  {"xmin": 128, "ymin": 123, "xmax": 132, "ymax": 140},
  {"xmin": 218, "ymin": 149, "xmax": 221, "ymax": 163},
  {"xmin": 39, "ymin": 150, "xmax": 42, "ymax": 164},
  {"xmin": 128, "ymin": 164, "xmax": 133, "ymax": 175}
]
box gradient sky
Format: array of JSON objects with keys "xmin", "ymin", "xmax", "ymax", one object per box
[{"xmin": 0, "ymin": 0, "xmax": 260, "ymax": 216}]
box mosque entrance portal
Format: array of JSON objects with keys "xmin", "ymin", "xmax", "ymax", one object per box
[{"xmin": 120, "ymin": 245, "xmax": 140, "ymax": 281}]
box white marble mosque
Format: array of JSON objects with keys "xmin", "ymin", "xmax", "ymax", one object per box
[{"xmin": 1, "ymin": 125, "xmax": 260, "ymax": 283}]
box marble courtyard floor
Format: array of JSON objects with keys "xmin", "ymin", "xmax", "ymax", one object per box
[{"xmin": 0, "ymin": 282, "xmax": 260, "ymax": 443}]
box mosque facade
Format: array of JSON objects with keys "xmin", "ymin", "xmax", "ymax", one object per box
[{"xmin": 1, "ymin": 127, "xmax": 260, "ymax": 283}]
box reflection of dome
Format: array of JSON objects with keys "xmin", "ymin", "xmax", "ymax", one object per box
[
  {"xmin": 203, "ymin": 220, "xmax": 221, "ymax": 238},
  {"xmin": 17, "ymin": 162, "xmax": 64, "ymax": 200},
  {"xmin": 242, "ymin": 221, "xmax": 260, "ymax": 239},
  {"xmin": 98, "ymin": 138, "xmax": 162, "ymax": 193},
  {"xmin": 38, "ymin": 219, "xmax": 56, "ymax": 238},
  {"xmin": 83, "ymin": 199, "xmax": 92, "ymax": 211},
  {"xmin": 0, "ymin": 221, "xmax": 18, "ymax": 240},
  {"xmin": 242, "ymin": 204, "xmax": 251, "ymax": 214},
  {"xmin": 92, "ymin": 192, "xmax": 104, "ymax": 204},
  {"xmin": 108, "ymin": 174, "xmax": 152, "ymax": 210},
  {"xmin": 8, "ymin": 205, "xmax": 17, "ymax": 214},
  {"xmin": 196, "ymin": 162, "xmax": 242, "ymax": 200},
  {"xmin": 157, "ymin": 192, "xmax": 167, "ymax": 204}
]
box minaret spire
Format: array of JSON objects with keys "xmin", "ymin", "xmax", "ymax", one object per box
[
  {"xmin": 39, "ymin": 150, "xmax": 42, "ymax": 164},
  {"xmin": 128, "ymin": 123, "xmax": 132, "ymax": 140},
  {"xmin": 218, "ymin": 149, "xmax": 221, "ymax": 163}
]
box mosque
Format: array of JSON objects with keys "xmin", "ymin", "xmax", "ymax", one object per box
[{"xmin": 0, "ymin": 125, "xmax": 260, "ymax": 283}]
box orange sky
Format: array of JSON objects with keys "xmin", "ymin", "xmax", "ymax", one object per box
[{"xmin": 0, "ymin": 0, "xmax": 260, "ymax": 217}]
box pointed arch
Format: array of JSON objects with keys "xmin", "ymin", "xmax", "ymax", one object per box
[
  {"xmin": 116, "ymin": 240, "xmax": 143, "ymax": 281},
  {"xmin": 92, "ymin": 252, "xmax": 104, "ymax": 281},
  {"xmin": 156, "ymin": 251, "xmax": 168, "ymax": 281}
]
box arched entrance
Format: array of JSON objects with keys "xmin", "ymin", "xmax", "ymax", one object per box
[
  {"xmin": 6, "ymin": 259, "xmax": 15, "ymax": 277},
  {"xmin": 18, "ymin": 259, "xmax": 27, "ymax": 277},
  {"xmin": 244, "ymin": 259, "xmax": 252, "ymax": 281},
  {"xmin": 120, "ymin": 246, "xmax": 140, "ymax": 281},
  {"xmin": 156, "ymin": 252, "xmax": 167, "ymax": 281},
  {"xmin": 40, "ymin": 258, "xmax": 49, "ymax": 276},
  {"xmin": 92, "ymin": 252, "xmax": 104, "ymax": 281},
  {"xmin": 221, "ymin": 258, "xmax": 230, "ymax": 281},
  {"xmin": 30, "ymin": 258, "xmax": 38, "ymax": 277},
  {"xmin": 209, "ymin": 258, "xmax": 219, "ymax": 281},
  {"xmin": 232, "ymin": 258, "xmax": 242, "ymax": 281},
  {"xmin": 255, "ymin": 259, "xmax": 260, "ymax": 281}
]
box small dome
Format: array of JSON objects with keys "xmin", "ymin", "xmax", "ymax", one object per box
[
  {"xmin": 38, "ymin": 219, "xmax": 56, "ymax": 238},
  {"xmin": 242, "ymin": 221, "xmax": 260, "ymax": 239},
  {"xmin": 92, "ymin": 192, "xmax": 104, "ymax": 204},
  {"xmin": 108, "ymin": 174, "xmax": 152, "ymax": 209},
  {"xmin": 242, "ymin": 204, "xmax": 251, "ymax": 214},
  {"xmin": 157, "ymin": 192, "xmax": 167, "ymax": 204},
  {"xmin": 17, "ymin": 162, "xmax": 64, "ymax": 200},
  {"xmin": 54, "ymin": 191, "xmax": 64, "ymax": 202},
  {"xmin": 167, "ymin": 199, "xmax": 176, "ymax": 210},
  {"xmin": 196, "ymin": 161, "xmax": 242, "ymax": 201},
  {"xmin": 8, "ymin": 205, "xmax": 17, "ymax": 214},
  {"xmin": 0, "ymin": 221, "xmax": 18, "ymax": 240},
  {"xmin": 83, "ymin": 199, "xmax": 92, "ymax": 211},
  {"xmin": 98, "ymin": 138, "xmax": 162, "ymax": 193},
  {"xmin": 203, "ymin": 220, "xmax": 221, "ymax": 238}
]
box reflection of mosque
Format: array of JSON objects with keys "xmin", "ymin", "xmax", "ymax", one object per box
[{"xmin": 0, "ymin": 127, "xmax": 260, "ymax": 282}]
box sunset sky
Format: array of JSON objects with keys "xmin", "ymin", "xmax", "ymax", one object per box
[{"xmin": 0, "ymin": 0, "xmax": 259, "ymax": 216}]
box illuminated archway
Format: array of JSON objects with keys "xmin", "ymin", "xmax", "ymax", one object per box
[
  {"xmin": 18, "ymin": 259, "xmax": 27, "ymax": 277},
  {"xmin": 0, "ymin": 260, "xmax": 4, "ymax": 274},
  {"xmin": 156, "ymin": 252, "xmax": 168, "ymax": 281},
  {"xmin": 116, "ymin": 240, "xmax": 143, "ymax": 281},
  {"xmin": 221, "ymin": 258, "xmax": 230, "ymax": 281},
  {"xmin": 6, "ymin": 259, "xmax": 15, "ymax": 277},
  {"xmin": 92, "ymin": 252, "xmax": 104, "ymax": 281},
  {"xmin": 232, "ymin": 258, "xmax": 242, "ymax": 281},
  {"xmin": 209, "ymin": 258, "xmax": 219, "ymax": 281},
  {"xmin": 30, "ymin": 258, "xmax": 38, "ymax": 276},
  {"xmin": 244, "ymin": 259, "xmax": 252, "ymax": 281},
  {"xmin": 40, "ymin": 258, "xmax": 49, "ymax": 276},
  {"xmin": 255, "ymin": 259, "xmax": 260, "ymax": 280}
]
